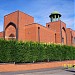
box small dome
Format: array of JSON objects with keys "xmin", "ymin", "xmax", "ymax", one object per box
[
  {"xmin": 49, "ymin": 11, "xmax": 61, "ymax": 18},
  {"xmin": 51, "ymin": 11, "xmax": 60, "ymax": 15}
]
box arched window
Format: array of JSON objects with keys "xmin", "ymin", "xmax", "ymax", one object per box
[
  {"xmin": 8, "ymin": 33, "xmax": 16, "ymax": 40},
  {"xmin": 9, "ymin": 33, "xmax": 15, "ymax": 37},
  {"xmin": 62, "ymin": 27, "xmax": 66, "ymax": 44},
  {"xmin": 48, "ymin": 25, "xmax": 50, "ymax": 28}
]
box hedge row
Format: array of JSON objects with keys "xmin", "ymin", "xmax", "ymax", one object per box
[{"xmin": 0, "ymin": 39, "xmax": 75, "ymax": 63}]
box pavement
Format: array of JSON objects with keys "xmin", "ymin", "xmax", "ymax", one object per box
[{"xmin": 0, "ymin": 67, "xmax": 75, "ymax": 75}]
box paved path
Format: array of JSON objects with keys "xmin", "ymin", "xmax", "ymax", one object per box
[{"xmin": 0, "ymin": 67, "xmax": 75, "ymax": 75}]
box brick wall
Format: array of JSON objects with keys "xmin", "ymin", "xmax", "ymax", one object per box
[
  {"xmin": 35, "ymin": 23, "xmax": 55, "ymax": 43},
  {"xmin": 0, "ymin": 32, "xmax": 3, "ymax": 38},
  {"xmin": 18, "ymin": 11, "xmax": 34, "ymax": 41},
  {"xmin": 66, "ymin": 28, "xmax": 72, "ymax": 46},
  {"xmin": 0, "ymin": 60, "xmax": 75, "ymax": 72},
  {"xmin": 72, "ymin": 30, "xmax": 75, "ymax": 46},
  {"xmin": 25, "ymin": 23, "xmax": 37, "ymax": 42},
  {"xmin": 25, "ymin": 23, "xmax": 55, "ymax": 43}
]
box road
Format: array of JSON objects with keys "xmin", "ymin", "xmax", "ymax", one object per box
[{"xmin": 0, "ymin": 67, "xmax": 75, "ymax": 75}]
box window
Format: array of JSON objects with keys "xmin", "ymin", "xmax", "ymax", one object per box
[
  {"xmin": 48, "ymin": 25, "xmax": 49, "ymax": 28},
  {"xmin": 55, "ymin": 34, "xmax": 56, "ymax": 43},
  {"xmin": 8, "ymin": 34, "xmax": 16, "ymax": 40},
  {"xmin": 38, "ymin": 27, "xmax": 40, "ymax": 42}
]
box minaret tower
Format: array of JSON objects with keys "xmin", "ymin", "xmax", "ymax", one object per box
[{"xmin": 49, "ymin": 11, "xmax": 61, "ymax": 22}]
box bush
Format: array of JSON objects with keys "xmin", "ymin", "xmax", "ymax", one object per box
[{"xmin": 0, "ymin": 39, "xmax": 75, "ymax": 63}]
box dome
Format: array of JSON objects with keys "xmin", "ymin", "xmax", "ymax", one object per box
[
  {"xmin": 49, "ymin": 11, "xmax": 61, "ymax": 18},
  {"xmin": 51, "ymin": 11, "xmax": 60, "ymax": 15}
]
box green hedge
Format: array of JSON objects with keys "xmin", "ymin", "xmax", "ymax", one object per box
[{"xmin": 0, "ymin": 39, "xmax": 75, "ymax": 63}]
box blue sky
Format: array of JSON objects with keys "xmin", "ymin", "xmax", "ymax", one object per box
[{"xmin": 0, "ymin": 0, "xmax": 75, "ymax": 31}]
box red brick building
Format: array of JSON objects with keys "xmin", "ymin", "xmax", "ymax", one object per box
[{"xmin": 0, "ymin": 10, "xmax": 75, "ymax": 46}]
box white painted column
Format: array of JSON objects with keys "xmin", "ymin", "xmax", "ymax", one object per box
[
  {"xmin": 54, "ymin": 15, "xmax": 56, "ymax": 21},
  {"xmin": 58, "ymin": 15, "xmax": 60, "ymax": 20}
]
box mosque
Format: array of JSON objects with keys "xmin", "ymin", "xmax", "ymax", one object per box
[{"xmin": 0, "ymin": 10, "xmax": 75, "ymax": 46}]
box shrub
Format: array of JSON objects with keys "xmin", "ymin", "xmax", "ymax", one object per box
[{"xmin": 0, "ymin": 39, "xmax": 75, "ymax": 63}]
